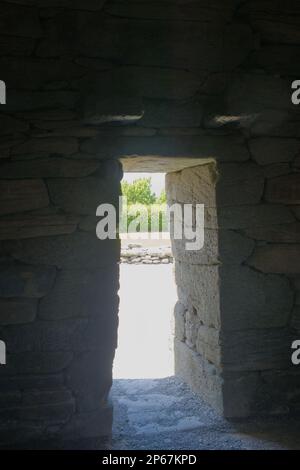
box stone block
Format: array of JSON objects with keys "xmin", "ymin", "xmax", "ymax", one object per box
[
  {"xmin": 185, "ymin": 307, "xmax": 200, "ymax": 350},
  {"xmin": 0, "ymin": 148, "xmax": 9, "ymax": 159},
  {"xmin": 104, "ymin": 1, "xmax": 236, "ymax": 22},
  {"xmin": 2, "ymin": 315, "xmax": 117, "ymax": 355},
  {"xmin": 37, "ymin": 12, "xmax": 253, "ymax": 71},
  {"xmin": 0, "ymin": 115, "xmax": 29, "ymax": 135},
  {"xmin": 0, "ymin": 421, "xmax": 44, "ymax": 448},
  {"xmin": 47, "ymin": 177, "xmax": 119, "ymax": 215},
  {"xmin": 0, "ymin": 263, "xmax": 56, "ymax": 298},
  {"xmin": 217, "ymin": 204, "xmax": 294, "ymax": 230},
  {"xmin": 0, "ymin": 298, "xmax": 37, "ymax": 325},
  {"xmin": 172, "ymin": 229, "xmax": 254, "ymax": 266},
  {"xmin": 196, "ymin": 325, "xmax": 221, "ymax": 366},
  {"xmin": 174, "ymin": 339, "xmax": 223, "ymax": 413},
  {"xmin": 171, "ymin": 229, "xmax": 218, "ymax": 266},
  {"xmin": 0, "ymin": 391, "xmax": 21, "ymax": 407},
  {"xmin": 291, "ymin": 306, "xmax": 300, "ymax": 332},
  {"xmin": 0, "ymin": 58, "xmax": 85, "ymax": 91},
  {"xmin": 60, "ymin": 403, "xmax": 113, "ymax": 440},
  {"xmin": 173, "ymin": 302, "xmax": 185, "ymax": 342},
  {"xmin": 10, "ymin": 233, "xmax": 120, "ymax": 269},
  {"xmin": 22, "ymin": 389, "xmax": 72, "ymax": 405},
  {"xmin": 244, "ymin": 223, "xmax": 300, "ymax": 243},
  {"xmin": 266, "ymin": 174, "xmax": 300, "ymax": 205},
  {"xmin": 219, "ymin": 266, "xmax": 293, "ymax": 330},
  {"xmin": 0, "ymin": 374, "xmax": 64, "ymax": 392},
  {"xmin": 138, "ymin": 98, "xmax": 205, "ymax": 128},
  {"xmin": 0, "ymin": 318, "xmax": 87, "ymax": 353},
  {"xmin": 216, "ymin": 162, "xmax": 264, "ymax": 206},
  {"xmin": 82, "ymin": 135, "xmax": 249, "ymax": 162},
  {"xmin": 222, "ymin": 372, "xmax": 260, "ymax": 418},
  {"xmin": 12, "ymin": 137, "xmax": 78, "ymax": 157},
  {"xmin": 221, "ymin": 328, "xmax": 294, "ymax": 371},
  {"xmin": 249, "ymin": 45, "xmax": 300, "ymax": 76},
  {"xmin": 0, "ymin": 180, "xmax": 49, "ymax": 215},
  {"xmin": 227, "ymin": 74, "xmax": 295, "ymax": 132},
  {"xmin": 39, "ymin": 267, "xmax": 119, "ymax": 320},
  {"xmin": 83, "ymin": 94, "xmax": 144, "ymax": 125},
  {"xmin": 0, "ymin": 35, "xmax": 35, "ymax": 56},
  {"xmin": 166, "ymin": 163, "xmax": 217, "ymax": 206},
  {"xmin": 293, "ymin": 206, "xmax": 300, "ymax": 220},
  {"xmin": 257, "ymin": 369, "xmax": 300, "ymax": 415},
  {"xmin": 263, "ymin": 163, "xmax": 290, "ymax": 179},
  {"xmin": 249, "ymin": 138, "xmax": 299, "ymax": 165},
  {"xmin": 78, "ymin": 66, "xmax": 202, "ymax": 102},
  {"xmin": 4, "ymin": 90, "xmax": 79, "ymax": 113},
  {"xmin": 248, "ymin": 245, "xmax": 300, "ymax": 274},
  {"xmin": 0, "ymin": 352, "xmax": 73, "ymax": 375},
  {"xmin": 0, "ymin": 212, "xmax": 78, "ymax": 241},
  {"xmin": 26, "ymin": 0, "xmax": 107, "ymax": 9},
  {"xmin": 0, "ymin": 397, "xmax": 75, "ymax": 423},
  {"xmin": 239, "ymin": 1, "xmax": 300, "ymax": 45},
  {"xmin": 0, "ymin": 158, "xmax": 99, "ymax": 179},
  {"xmin": 175, "ymin": 262, "xmax": 220, "ymax": 329},
  {"xmin": 0, "ymin": 3, "xmax": 42, "ymax": 38},
  {"xmin": 66, "ymin": 352, "xmax": 113, "ymax": 412}
]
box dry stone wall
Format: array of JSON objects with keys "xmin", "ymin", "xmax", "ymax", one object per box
[
  {"xmin": 167, "ymin": 155, "xmax": 300, "ymax": 418},
  {"xmin": 0, "ymin": 0, "xmax": 299, "ymax": 447}
]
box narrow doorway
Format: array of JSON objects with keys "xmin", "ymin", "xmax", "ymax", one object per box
[
  {"xmin": 113, "ymin": 172, "xmax": 176, "ymax": 380},
  {"xmin": 112, "ymin": 172, "xmax": 208, "ymax": 449}
]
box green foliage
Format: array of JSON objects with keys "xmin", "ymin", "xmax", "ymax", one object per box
[
  {"xmin": 120, "ymin": 178, "xmax": 168, "ymax": 232},
  {"xmin": 121, "ymin": 178, "xmax": 156, "ymax": 205},
  {"xmin": 157, "ymin": 190, "xmax": 167, "ymax": 204}
]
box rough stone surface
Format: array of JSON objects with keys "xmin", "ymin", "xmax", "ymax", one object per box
[
  {"xmin": 219, "ymin": 266, "xmax": 294, "ymax": 330},
  {"xmin": 39, "ymin": 268, "xmax": 118, "ymax": 320},
  {"xmin": 0, "ymin": 180, "xmax": 49, "ymax": 216},
  {"xmin": 0, "ymin": 3, "xmax": 42, "ymax": 38},
  {"xmin": 9, "ymin": 233, "xmax": 120, "ymax": 269},
  {"xmin": 217, "ymin": 205, "xmax": 295, "ymax": 230},
  {"xmin": 37, "ymin": 13, "xmax": 253, "ymax": 71},
  {"xmin": 12, "ymin": 138, "xmax": 78, "ymax": 157},
  {"xmin": 82, "ymin": 135, "xmax": 249, "ymax": 162},
  {"xmin": 222, "ymin": 328, "xmax": 294, "ymax": 371},
  {"xmin": 248, "ymin": 245, "xmax": 300, "ymax": 274},
  {"xmin": 0, "ymin": 213, "xmax": 78, "ymax": 240},
  {"xmin": 0, "ymin": 298, "xmax": 37, "ymax": 325},
  {"xmin": 266, "ymin": 174, "xmax": 300, "ymax": 205},
  {"xmin": 244, "ymin": 223, "xmax": 300, "ymax": 243},
  {"xmin": 0, "ymin": 158, "xmax": 100, "ymax": 179},
  {"xmin": 47, "ymin": 177, "xmax": 119, "ymax": 215},
  {"xmin": 172, "ymin": 229, "xmax": 254, "ymax": 266},
  {"xmin": 174, "ymin": 339, "xmax": 223, "ymax": 414},
  {"xmin": 0, "ymin": 263, "xmax": 56, "ymax": 298},
  {"xmin": 0, "ymin": 352, "xmax": 73, "ymax": 375},
  {"xmin": 175, "ymin": 263, "xmax": 220, "ymax": 330},
  {"xmin": 249, "ymin": 138, "xmax": 299, "ymax": 166}
]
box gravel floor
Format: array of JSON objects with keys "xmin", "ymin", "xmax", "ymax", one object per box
[{"xmin": 112, "ymin": 376, "xmax": 300, "ymax": 450}]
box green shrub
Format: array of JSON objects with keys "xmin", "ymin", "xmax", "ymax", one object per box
[{"xmin": 121, "ymin": 178, "xmax": 156, "ymax": 205}]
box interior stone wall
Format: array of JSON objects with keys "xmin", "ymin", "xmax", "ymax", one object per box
[
  {"xmin": 0, "ymin": 0, "xmax": 299, "ymax": 447},
  {"xmin": 167, "ymin": 160, "xmax": 300, "ymax": 418}
]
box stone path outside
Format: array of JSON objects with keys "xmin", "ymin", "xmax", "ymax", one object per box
[{"xmin": 112, "ymin": 376, "xmax": 300, "ymax": 450}]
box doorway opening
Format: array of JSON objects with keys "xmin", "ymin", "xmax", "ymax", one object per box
[
  {"xmin": 113, "ymin": 172, "xmax": 176, "ymax": 380},
  {"xmin": 111, "ymin": 165, "xmax": 217, "ymax": 449}
]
